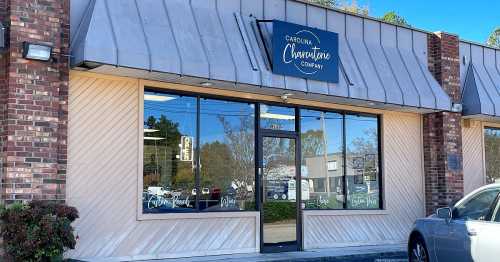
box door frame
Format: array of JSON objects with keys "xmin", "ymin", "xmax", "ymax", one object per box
[{"xmin": 257, "ymin": 107, "xmax": 302, "ymax": 253}]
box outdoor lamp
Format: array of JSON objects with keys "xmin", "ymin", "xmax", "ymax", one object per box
[{"xmin": 22, "ymin": 42, "xmax": 52, "ymax": 61}]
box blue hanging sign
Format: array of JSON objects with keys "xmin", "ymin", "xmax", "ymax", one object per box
[{"xmin": 272, "ymin": 20, "xmax": 339, "ymax": 83}]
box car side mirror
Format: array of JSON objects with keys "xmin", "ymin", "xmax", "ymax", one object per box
[{"xmin": 436, "ymin": 207, "xmax": 452, "ymax": 222}]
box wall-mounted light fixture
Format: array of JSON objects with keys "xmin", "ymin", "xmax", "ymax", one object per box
[
  {"xmin": 280, "ymin": 93, "xmax": 293, "ymax": 103},
  {"xmin": 22, "ymin": 42, "xmax": 52, "ymax": 61},
  {"xmin": 451, "ymin": 103, "xmax": 463, "ymax": 113},
  {"xmin": 200, "ymin": 82, "xmax": 213, "ymax": 87}
]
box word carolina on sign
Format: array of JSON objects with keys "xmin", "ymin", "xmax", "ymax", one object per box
[{"xmin": 272, "ymin": 20, "xmax": 339, "ymax": 83}]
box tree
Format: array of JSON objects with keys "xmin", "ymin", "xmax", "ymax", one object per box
[
  {"xmin": 308, "ymin": 0, "xmax": 339, "ymax": 7},
  {"xmin": 301, "ymin": 129, "xmax": 325, "ymax": 158},
  {"xmin": 342, "ymin": 0, "xmax": 369, "ymax": 16},
  {"xmin": 487, "ymin": 27, "xmax": 500, "ymax": 48},
  {"xmin": 307, "ymin": 0, "xmax": 369, "ymax": 16},
  {"xmin": 144, "ymin": 115, "xmax": 192, "ymax": 189},
  {"xmin": 381, "ymin": 11, "xmax": 409, "ymax": 27},
  {"xmin": 200, "ymin": 141, "xmax": 233, "ymax": 187}
]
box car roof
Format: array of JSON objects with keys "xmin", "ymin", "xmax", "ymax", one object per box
[{"xmin": 476, "ymin": 183, "xmax": 500, "ymax": 191}]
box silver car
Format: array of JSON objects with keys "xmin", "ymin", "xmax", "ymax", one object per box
[{"xmin": 408, "ymin": 184, "xmax": 500, "ymax": 262}]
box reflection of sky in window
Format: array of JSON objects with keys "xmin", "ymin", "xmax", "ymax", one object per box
[
  {"xmin": 300, "ymin": 109, "xmax": 342, "ymax": 154},
  {"xmin": 346, "ymin": 115, "xmax": 378, "ymax": 154},
  {"xmin": 144, "ymin": 92, "xmax": 255, "ymax": 143},
  {"xmin": 260, "ymin": 104, "xmax": 295, "ymax": 131},
  {"xmin": 144, "ymin": 92, "xmax": 196, "ymax": 137},
  {"xmin": 200, "ymin": 99, "xmax": 254, "ymax": 143},
  {"xmin": 144, "ymin": 91, "xmax": 378, "ymax": 151},
  {"xmin": 485, "ymin": 127, "xmax": 500, "ymax": 137}
]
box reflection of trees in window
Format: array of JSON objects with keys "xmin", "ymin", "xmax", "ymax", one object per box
[
  {"xmin": 349, "ymin": 127, "xmax": 377, "ymax": 156},
  {"xmin": 201, "ymin": 142, "xmax": 232, "ymax": 186},
  {"xmin": 263, "ymin": 137, "xmax": 295, "ymax": 177},
  {"xmin": 144, "ymin": 115, "xmax": 194, "ymax": 191},
  {"xmin": 485, "ymin": 128, "xmax": 500, "ymax": 183},
  {"xmin": 219, "ymin": 115, "xmax": 255, "ymax": 192},
  {"xmin": 348, "ymin": 127, "xmax": 378, "ymax": 174},
  {"xmin": 300, "ymin": 110, "xmax": 344, "ymax": 209},
  {"xmin": 199, "ymin": 105, "xmax": 256, "ymax": 211},
  {"xmin": 346, "ymin": 116, "xmax": 380, "ymax": 209},
  {"xmin": 144, "ymin": 115, "xmax": 177, "ymax": 187},
  {"xmin": 301, "ymin": 130, "xmax": 325, "ymax": 158}
]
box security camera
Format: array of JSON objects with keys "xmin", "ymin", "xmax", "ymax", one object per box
[{"xmin": 281, "ymin": 93, "xmax": 293, "ymax": 103}]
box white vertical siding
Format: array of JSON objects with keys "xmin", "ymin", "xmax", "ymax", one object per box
[
  {"xmin": 304, "ymin": 112, "xmax": 424, "ymax": 248},
  {"xmin": 462, "ymin": 121, "xmax": 486, "ymax": 194},
  {"xmin": 67, "ymin": 73, "xmax": 258, "ymax": 261}
]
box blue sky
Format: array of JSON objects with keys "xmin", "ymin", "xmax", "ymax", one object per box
[{"xmin": 357, "ymin": 0, "xmax": 499, "ymax": 44}]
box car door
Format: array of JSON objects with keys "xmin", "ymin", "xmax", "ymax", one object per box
[
  {"xmin": 470, "ymin": 193, "xmax": 500, "ymax": 262},
  {"xmin": 434, "ymin": 188, "xmax": 500, "ymax": 262}
]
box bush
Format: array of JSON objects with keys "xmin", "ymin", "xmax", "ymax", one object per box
[
  {"xmin": 263, "ymin": 202, "xmax": 296, "ymax": 223},
  {"xmin": 0, "ymin": 201, "xmax": 79, "ymax": 262}
]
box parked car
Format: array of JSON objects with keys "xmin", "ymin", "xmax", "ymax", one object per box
[
  {"xmin": 408, "ymin": 184, "xmax": 500, "ymax": 262},
  {"xmin": 147, "ymin": 186, "xmax": 171, "ymax": 197}
]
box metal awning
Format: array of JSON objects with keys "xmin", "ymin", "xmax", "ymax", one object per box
[
  {"xmin": 71, "ymin": 0, "xmax": 452, "ymax": 112},
  {"xmin": 460, "ymin": 41, "xmax": 500, "ymax": 119}
]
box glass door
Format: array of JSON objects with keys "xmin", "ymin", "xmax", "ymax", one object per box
[{"xmin": 260, "ymin": 135, "xmax": 299, "ymax": 252}]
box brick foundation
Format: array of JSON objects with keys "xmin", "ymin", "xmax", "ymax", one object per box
[
  {"xmin": 0, "ymin": 0, "xmax": 69, "ymax": 203},
  {"xmin": 424, "ymin": 32, "xmax": 464, "ymax": 216}
]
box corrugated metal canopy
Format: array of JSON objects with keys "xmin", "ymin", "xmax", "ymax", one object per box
[
  {"xmin": 70, "ymin": 0, "xmax": 452, "ymax": 112},
  {"xmin": 459, "ymin": 41, "xmax": 500, "ymax": 119}
]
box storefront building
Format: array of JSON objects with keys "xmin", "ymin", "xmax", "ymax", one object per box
[{"xmin": 0, "ymin": 0, "xmax": 498, "ymax": 261}]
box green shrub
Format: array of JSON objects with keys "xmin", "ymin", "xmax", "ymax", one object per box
[
  {"xmin": 263, "ymin": 202, "xmax": 296, "ymax": 223},
  {"xmin": 0, "ymin": 201, "xmax": 79, "ymax": 262}
]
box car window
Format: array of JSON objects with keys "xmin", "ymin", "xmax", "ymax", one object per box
[
  {"xmin": 493, "ymin": 201, "xmax": 500, "ymax": 222},
  {"xmin": 453, "ymin": 188, "xmax": 500, "ymax": 221}
]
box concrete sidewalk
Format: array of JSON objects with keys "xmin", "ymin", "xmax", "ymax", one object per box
[{"xmin": 141, "ymin": 244, "xmax": 408, "ymax": 262}]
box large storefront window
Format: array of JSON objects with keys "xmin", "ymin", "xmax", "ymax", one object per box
[
  {"xmin": 143, "ymin": 89, "xmax": 382, "ymax": 213},
  {"xmin": 143, "ymin": 90, "xmax": 256, "ymax": 213},
  {"xmin": 199, "ymin": 99, "xmax": 255, "ymax": 211},
  {"xmin": 143, "ymin": 92, "xmax": 197, "ymax": 213},
  {"xmin": 345, "ymin": 115, "xmax": 380, "ymax": 209},
  {"xmin": 301, "ymin": 110, "xmax": 344, "ymax": 209},
  {"xmin": 485, "ymin": 127, "xmax": 500, "ymax": 184},
  {"xmin": 301, "ymin": 111, "xmax": 381, "ymax": 210}
]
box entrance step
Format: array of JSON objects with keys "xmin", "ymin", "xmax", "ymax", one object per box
[{"xmin": 142, "ymin": 244, "xmax": 407, "ymax": 262}]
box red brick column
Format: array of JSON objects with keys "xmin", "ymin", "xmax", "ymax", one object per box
[
  {"xmin": 424, "ymin": 32, "xmax": 463, "ymax": 215},
  {"xmin": 0, "ymin": 0, "xmax": 69, "ymax": 203}
]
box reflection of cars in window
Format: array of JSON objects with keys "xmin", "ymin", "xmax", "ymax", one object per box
[
  {"xmin": 408, "ymin": 184, "xmax": 500, "ymax": 262},
  {"xmin": 147, "ymin": 186, "xmax": 171, "ymax": 197},
  {"xmin": 202, "ymin": 188, "xmax": 210, "ymax": 195}
]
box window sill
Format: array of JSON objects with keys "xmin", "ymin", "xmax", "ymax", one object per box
[
  {"xmin": 302, "ymin": 209, "xmax": 389, "ymax": 217},
  {"xmin": 137, "ymin": 211, "xmax": 260, "ymax": 221}
]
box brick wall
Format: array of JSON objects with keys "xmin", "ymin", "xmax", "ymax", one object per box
[
  {"xmin": 424, "ymin": 32, "xmax": 464, "ymax": 215},
  {"xmin": 0, "ymin": 0, "xmax": 69, "ymax": 204}
]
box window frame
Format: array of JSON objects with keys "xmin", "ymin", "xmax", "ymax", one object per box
[{"xmin": 139, "ymin": 86, "xmax": 385, "ymax": 218}]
